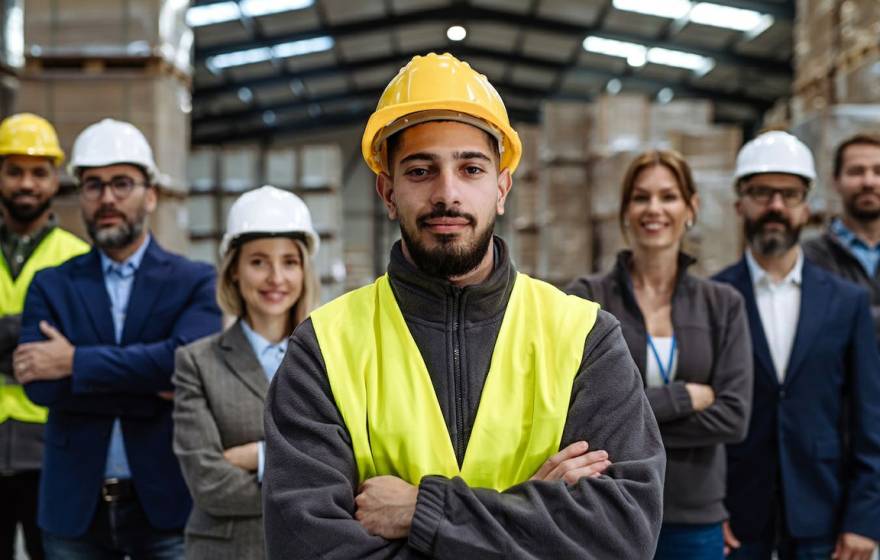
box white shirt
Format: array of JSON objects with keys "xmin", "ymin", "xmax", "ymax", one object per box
[
  {"xmin": 645, "ymin": 336, "xmax": 678, "ymax": 387},
  {"xmin": 746, "ymin": 249, "xmax": 803, "ymax": 382}
]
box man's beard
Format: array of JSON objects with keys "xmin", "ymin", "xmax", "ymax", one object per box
[
  {"xmin": 845, "ymin": 191, "xmax": 880, "ymax": 222},
  {"xmin": 0, "ymin": 191, "xmax": 51, "ymax": 223},
  {"xmin": 85, "ymin": 205, "xmax": 147, "ymax": 249},
  {"xmin": 744, "ymin": 210, "xmax": 801, "ymax": 257},
  {"xmin": 400, "ymin": 206, "xmax": 495, "ymax": 278}
]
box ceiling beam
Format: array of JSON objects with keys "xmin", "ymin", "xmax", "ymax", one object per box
[
  {"xmin": 193, "ymin": 5, "xmax": 791, "ymax": 76},
  {"xmin": 189, "ymin": 0, "xmax": 794, "ymax": 20},
  {"xmin": 193, "ymin": 44, "xmax": 778, "ymax": 128}
]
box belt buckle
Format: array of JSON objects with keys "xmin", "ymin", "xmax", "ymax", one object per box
[{"xmin": 101, "ymin": 478, "xmax": 121, "ymax": 502}]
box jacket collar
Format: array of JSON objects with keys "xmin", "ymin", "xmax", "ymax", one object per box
[
  {"xmin": 611, "ymin": 250, "xmax": 698, "ymax": 298},
  {"xmin": 218, "ymin": 319, "xmax": 269, "ymax": 400},
  {"xmin": 386, "ymin": 236, "xmax": 516, "ymax": 325}
]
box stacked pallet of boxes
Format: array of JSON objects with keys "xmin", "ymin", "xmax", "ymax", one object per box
[
  {"xmin": 588, "ymin": 95, "xmax": 743, "ymax": 278},
  {"xmin": 186, "ymin": 144, "xmax": 347, "ymax": 303},
  {"xmin": 790, "ymin": 0, "xmax": 880, "ymax": 216},
  {"xmin": 17, "ymin": 0, "xmax": 192, "ymax": 253},
  {"xmin": 511, "ymin": 96, "xmax": 744, "ymax": 284}
]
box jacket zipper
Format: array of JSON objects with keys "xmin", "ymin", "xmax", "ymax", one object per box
[{"xmin": 451, "ymin": 287, "xmax": 465, "ymax": 465}]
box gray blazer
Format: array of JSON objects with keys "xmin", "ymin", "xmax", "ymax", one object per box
[{"xmin": 173, "ymin": 320, "xmax": 269, "ymax": 560}]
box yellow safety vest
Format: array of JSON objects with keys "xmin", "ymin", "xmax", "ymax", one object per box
[
  {"xmin": 0, "ymin": 227, "xmax": 89, "ymax": 424},
  {"xmin": 312, "ymin": 273, "xmax": 599, "ymax": 491}
]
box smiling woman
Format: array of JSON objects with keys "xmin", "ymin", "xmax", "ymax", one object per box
[
  {"xmin": 171, "ymin": 185, "xmax": 320, "ymax": 560},
  {"xmin": 567, "ymin": 149, "xmax": 754, "ymax": 560}
]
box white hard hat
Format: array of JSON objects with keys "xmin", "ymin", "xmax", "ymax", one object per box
[
  {"xmin": 220, "ymin": 185, "xmax": 320, "ymax": 257},
  {"xmin": 68, "ymin": 119, "xmax": 160, "ymax": 185},
  {"xmin": 734, "ymin": 130, "xmax": 817, "ymax": 183}
]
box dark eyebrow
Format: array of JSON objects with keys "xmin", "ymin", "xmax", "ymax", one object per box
[
  {"xmin": 399, "ymin": 152, "xmax": 438, "ymax": 165},
  {"xmin": 455, "ymin": 151, "xmax": 491, "ymax": 162}
]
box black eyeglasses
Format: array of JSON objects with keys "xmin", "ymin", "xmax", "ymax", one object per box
[
  {"xmin": 80, "ymin": 177, "xmax": 147, "ymax": 201},
  {"xmin": 742, "ymin": 186, "xmax": 807, "ymax": 208}
]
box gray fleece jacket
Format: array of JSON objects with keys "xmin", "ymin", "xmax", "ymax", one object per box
[
  {"xmin": 263, "ymin": 238, "xmax": 665, "ymax": 559},
  {"xmin": 567, "ymin": 251, "xmax": 753, "ymax": 525}
]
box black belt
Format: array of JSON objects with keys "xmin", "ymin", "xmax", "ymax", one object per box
[{"xmin": 101, "ymin": 478, "xmax": 135, "ymax": 502}]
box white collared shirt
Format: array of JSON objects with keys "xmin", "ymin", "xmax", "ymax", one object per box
[{"xmin": 745, "ymin": 249, "xmax": 803, "ymax": 382}]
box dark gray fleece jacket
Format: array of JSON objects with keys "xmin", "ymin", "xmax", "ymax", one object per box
[
  {"xmin": 567, "ymin": 251, "xmax": 753, "ymax": 526},
  {"xmin": 263, "ymin": 238, "xmax": 665, "ymax": 559}
]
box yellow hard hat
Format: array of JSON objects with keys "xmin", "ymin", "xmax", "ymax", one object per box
[
  {"xmin": 362, "ymin": 52, "xmax": 522, "ymax": 175},
  {"xmin": 0, "ymin": 113, "xmax": 64, "ymax": 166}
]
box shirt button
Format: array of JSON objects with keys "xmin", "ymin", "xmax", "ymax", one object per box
[
  {"xmin": 779, "ymin": 389, "xmax": 786, "ymax": 399},
  {"xmin": 22, "ymin": 235, "xmax": 30, "ymax": 243},
  {"xmin": 15, "ymin": 254, "xmax": 23, "ymax": 263}
]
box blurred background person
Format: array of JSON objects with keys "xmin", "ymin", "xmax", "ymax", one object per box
[
  {"xmin": 567, "ymin": 150, "xmax": 753, "ymax": 560},
  {"xmin": 173, "ymin": 185, "xmax": 320, "ymax": 560},
  {"xmin": 804, "ymin": 134, "xmax": 880, "ymax": 341},
  {"xmin": 0, "ymin": 114, "xmax": 89, "ymax": 560}
]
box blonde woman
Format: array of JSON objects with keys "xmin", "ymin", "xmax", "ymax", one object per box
[{"xmin": 172, "ymin": 186, "xmax": 320, "ymax": 560}]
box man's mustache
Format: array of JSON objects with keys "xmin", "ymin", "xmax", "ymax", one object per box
[{"xmin": 416, "ymin": 208, "xmax": 476, "ymax": 228}]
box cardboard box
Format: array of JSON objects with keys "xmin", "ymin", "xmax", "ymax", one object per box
[
  {"xmin": 790, "ymin": 105, "xmax": 880, "ymax": 214},
  {"xmin": 512, "ymin": 178, "xmax": 539, "ymax": 229},
  {"xmin": 24, "ymin": 0, "xmax": 192, "ymax": 74},
  {"xmin": 592, "ymin": 216, "xmax": 626, "ymax": 275},
  {"xmin": 540, "ymin": 165, "xmax": 589, "ymax": 224},
  {"xmin": 16, "ymin": 72, "xmax": 191, "ymax": 191},
  {"xmin": 541, "ymin": 100, "xmax": 592, "ymax": 163},
  {"xmin": 834, "ymin": 53, "xmax": 880, "ymax": 104},
  {"xmin": 219, "ymin": 146, "xmax": 259, "ymax": 192},
  {"xmin": 300, "ymin": 144, "xmax": 342, "ymax": 189},
  {"xmin": 537, "ymin": 220, "xmax": 591, "ymax": 285},
  {"xmin": 667, "ymin": 126, "xmax": 743, "ymax": 171},
  {"xmin": 592, "ymin": 94, "xmax": 649, "ymax": 155},
  {"xmin": 590, "ymin": 151, "xmax": 636, "ymax": 219},
  {"xmin": 649, "ymin": 100, "xmax": 714, "ymax": 142}
]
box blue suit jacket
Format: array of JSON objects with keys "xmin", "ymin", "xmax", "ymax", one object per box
[
  {"xmin": 714, "ymin": 256, "xmax": 880, "ymax": 541},
  {"xmin": 21, "ymin": 239, "xmax": 222, "ymax": 538}
]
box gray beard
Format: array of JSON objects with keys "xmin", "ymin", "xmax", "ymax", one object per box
[{"xmin": 86, "ymin": 210, "xmax": 147, "ymax": 250}]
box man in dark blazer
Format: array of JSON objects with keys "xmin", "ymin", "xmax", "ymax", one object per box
[
  {"xmin": 714, "ymin": 131, "xmax": 880, "ymax": 560},
  {"xmin": 12, "ymin": 119, "xmax": 222, "ymax": 558}
]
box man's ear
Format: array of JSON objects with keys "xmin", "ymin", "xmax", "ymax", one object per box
[
  {"xmin": 495, "ymin": 168, "xmax": 513, "ymax": 215},
  {"xmin": 376, "ymin": 173, "xmax": 397, "ymax": 219}
]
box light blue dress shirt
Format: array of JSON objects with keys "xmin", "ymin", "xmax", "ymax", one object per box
[
  {"xmin": 240, "ymin": 319, "xmax": 287, "ymax": 482},
  {"xmin": 99, "ymin": 235, "xmax": 151, "ymax": 480},
  {"xmin": 831, "ymin": 218, "xmax": 880, "ymax": 277}
]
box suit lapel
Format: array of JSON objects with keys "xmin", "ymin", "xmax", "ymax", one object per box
[
  {"xmin": 784, "ymin": 261, "xmax": 830, "ymax": 387},
  {"xmin": 219, "ymin": 321, "xmax": 269, "ymax": 400},
  {"xmin": 728, "ymin": 258, "xmax": 779, "ymax": 385},
  {"xmin": 122, "ymin": 240, "xmax": 170, "ymax": 344},
  {"xmin": 73, "ymin": 250, "xmax": 116, "ymax": 344}
]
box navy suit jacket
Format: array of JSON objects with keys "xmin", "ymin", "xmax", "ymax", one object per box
[
  {"xmin": 714, "ymin": 256, "xmax": 880, "ymax": 541},
  {"xmin": 21, "ymin": 238, "xmax": 222, "ymax": 538}
]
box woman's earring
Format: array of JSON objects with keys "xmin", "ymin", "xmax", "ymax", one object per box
[{"xmin": 685, "ymin": 219, "xmax": 694, "ymax": 230}]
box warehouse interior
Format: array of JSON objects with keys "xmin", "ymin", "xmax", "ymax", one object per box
[{"xmin": 7, "ymin": 0, "xmax": 880, "ymax": 298}]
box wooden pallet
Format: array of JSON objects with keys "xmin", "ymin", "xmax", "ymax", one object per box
[
  {"xmin": 23, "ymin": 55, "xmax": 191, "ymax": 85},
  {"xmin": 834, "ymin": 40, "xmax": 880, "ymax": 74}
]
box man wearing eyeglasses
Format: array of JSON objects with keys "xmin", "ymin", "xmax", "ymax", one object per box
[
  {"xmin": 713, "ymin": 131, "xmax": 880, "ymax": 560},
  {"xmin": 13, "ymin": 119, "xmax": 222, "ymax": 559}
]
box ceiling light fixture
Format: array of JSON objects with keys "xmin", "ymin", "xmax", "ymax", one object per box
[{"xmin": 447, "ymin": 25, "xmax": 467, "ymax": 42}]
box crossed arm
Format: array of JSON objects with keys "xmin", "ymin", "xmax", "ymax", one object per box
[{"xmin": 263, "ymin": 315, "xmax": 664, "ymax": 559}]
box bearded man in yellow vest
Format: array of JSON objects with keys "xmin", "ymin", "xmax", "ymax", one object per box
[
  {"xmin": 0, "ymin": 113, "xmax": 88, "ymax": 560},
  {"xmin": 263, "ymin": 53, "xmax": 665, "ymax": 559}
]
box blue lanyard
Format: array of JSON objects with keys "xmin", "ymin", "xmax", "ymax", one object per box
[{"xmin": 647, "ymin": 334, "xmax": 677, "ymax": 385}]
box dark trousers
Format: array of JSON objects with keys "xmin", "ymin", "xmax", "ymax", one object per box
[
  {"xmin": 0, "ymin": 470, "xmax": 44, "ymax": 560},
  {"xmin": 654, "ymin": 523, "xmax": 724, "ymax": 560},
  {"xmin": 42, "ymin": 488, "xmax": 183, "ymax": 560},
  {"xmin": 728, "ymin": 486, "xmax": 835, "ymax": 560}
]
